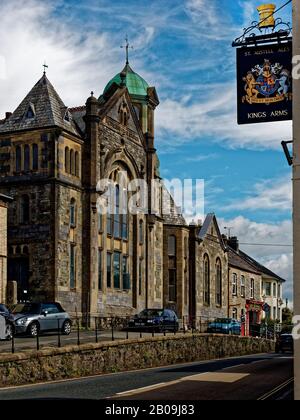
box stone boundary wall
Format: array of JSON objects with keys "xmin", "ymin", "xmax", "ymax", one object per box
[{"xmin": 0, "ymin": 334, "xmax": 275, "ymax": 387}]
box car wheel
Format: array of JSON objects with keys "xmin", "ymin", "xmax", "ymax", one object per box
[
  {"xmin": 5, "ymin": 324, "xmax": 13, "ymax": 341},
  {"xmin": 62, "ymin": 320, "xmax": 72, "ymax": 336},
  {"xmin": 28, "ymin": 322, "xmax": 39, "ymax": 337}
]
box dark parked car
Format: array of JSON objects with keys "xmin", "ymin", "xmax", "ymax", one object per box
[
  {"xmin": 12, "ymin": 302, "xmax": 72, "ymax": 337},
  {"xmin": 128, "ymin": 309, "xmax": 179, "ymax": 332},
  {"xmin": 0, "ymin": 304, "xmax": 15, "ymax": 340},
  {"xmin": 207, "ymin": 318, "xmax": 241, "ymax": 335},
  {"xmin": 275, "ymin": 333, "xmax": 294, "ymax": 353}
]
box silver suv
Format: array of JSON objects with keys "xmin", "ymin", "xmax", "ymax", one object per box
[{"xmin": 13, "ymin": 302, "xmax": 72, "ymax": 337}]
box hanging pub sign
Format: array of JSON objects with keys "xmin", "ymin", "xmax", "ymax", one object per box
[{"xmin": 237, "ymin": 41, "xmax": 293, "ymax": 125}]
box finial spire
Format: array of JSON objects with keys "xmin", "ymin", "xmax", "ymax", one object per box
[
  {"xmin": 120, "ymin": 35, "xmax": 133, "ymax": 65},
  {"xmin": 43, "ymin": 61, "xmax": 49, "ymax": 75}
]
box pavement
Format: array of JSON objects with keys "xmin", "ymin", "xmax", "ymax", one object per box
[
  {"xmin": 0, "ymin": 329, "xmax": 167, "ymax": 353},
  {"xmin": 0, "ymin": 353, "xmax": 293, "ymax": 400}
]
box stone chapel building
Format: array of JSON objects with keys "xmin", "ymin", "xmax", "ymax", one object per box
[{"xmin": 0, "ymin": 59, "xmax": 283, "ymax": 326}]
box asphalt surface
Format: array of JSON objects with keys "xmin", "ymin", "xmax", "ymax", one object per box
[{"xmin": 0, "ymin": 353, "xmax": 293, "ymax": 400}]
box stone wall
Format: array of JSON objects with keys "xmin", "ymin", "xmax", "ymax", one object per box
[
  {"xmin": 0, "ymin": 200, "xmax": 8, "ymax": 302},
  {"xmin": 0, "ymin": 334, "xmax": 275, "ymax": 387}
]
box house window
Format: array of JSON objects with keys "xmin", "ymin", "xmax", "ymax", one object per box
[
  {"xmin": 168, "ymin": 235, "xmax": 177, "ymax": 302},
  {"xmin": 241, "ymin": 276, "xmax": 245, "ymax": 298},
  {"xmin": 273, "ymin": 307, "xmax": 277, "ymax": 320},
  {"xmin": 273, "ymin": 283, "xmax": 277, "ymax": 297},
  {"xmin": 216, "ymin": 258, "xmax": 222, "ymax": 306},
  {"xmin": 122, "ymin": 256, "xmax": 130, "ymax": 290},
  {"xmin": 250, "ymin": 278, "xmax": 255, "ymax": 299},
  {"xmin": 20, "ymin": 195, "xmax": 30, "ymax": 224},
  {"xmin": 232, "ymin": 273, "xmax": 237, "ymax": 296},
  {"xmin": 16, "ymin": 146, "xmax": 21, "ymax": 173},
  {"xmin": 70, "ymin": 244, "xmax": 76, "ymax": 289},
  {"xmin": 204, "ymin": 254, "xmax": 210, "ymax": 305},
  {"xmin": 139, "ymin": 258, "xmax": 143, "ymax": 296},
  {"xmin": 122, "ymin": 214, "xmax": 128, "ymax": 240},
  {"xmin": 32, "ymin": 144, "xmax": 38, "ymax": 171},
  {"xmin": 70, "ymin": 199, "xmax": 76, "ymax": 227},
  {"xmin": 265, "ymin": 282, "xmax": 271, "ymax": 297},
  {"xmin": 65, "ymin": 147, "xmax": 70, "ymax": 173},
  {"xmin": 24, "ymin": 145, "xmax": 30, "ymax": 172},
  {"xmin": 98, "ymin": 249, "xmax": 102, "ymax": 291},
  {"xmin": 98, "ymin": 211, "xmax": 102, "ymax": 232},
  {"xmin": 232, "ymin": 308, "xmax": 238, "ymax": 320},
  {"xmin": 278, "ymin": 284, "xmax": 281, "ymax": 298},
  {"xmin": 113, "ymin": 252, "xmax": 121, "ymax": 289},
  {"xmin": 107, "ymin": 253, "xmax": 112, "ymax": 288}
]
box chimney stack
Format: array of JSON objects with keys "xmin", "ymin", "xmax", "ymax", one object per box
[{"xmin": 228, "ymin": 236, "xmax": 239, "ymax": 252}]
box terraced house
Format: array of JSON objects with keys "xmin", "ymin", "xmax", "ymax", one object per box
[{"xmin": 0, "ymin": 58, "xmax": 285, "ymax": 327}]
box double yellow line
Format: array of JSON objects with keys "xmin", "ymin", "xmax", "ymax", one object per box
[{"xmin": 258, "ymin": 378, "xmax": 294, "ymax": 400}]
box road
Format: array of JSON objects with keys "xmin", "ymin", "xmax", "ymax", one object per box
[{"xmin": 0, "ymin": 353, "xmax": 293, "ymax": 400}]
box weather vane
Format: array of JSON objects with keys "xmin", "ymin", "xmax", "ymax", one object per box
[
  {"xmin": 120, "ymin": 35, "xmax": 133, "ymax": 65},
  {"xmin": 43, "ymin": 62, "xmax": 49, "ymax": 75}
]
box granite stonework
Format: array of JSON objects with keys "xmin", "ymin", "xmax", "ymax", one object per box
[{"xmin": 0, "ymin": 334, "xmax": 275, "ymax": 387}]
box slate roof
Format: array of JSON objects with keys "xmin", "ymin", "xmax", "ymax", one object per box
[
  {"xmin": 197, "ymin": 213, "xmax": 226, "ymax": 250},
  {"xmin": 228, "ymin": 247, "xmax": 261, "ymax": 275},
  {"xmin": 238, "ymin": 250, "xmax": 286, "ymax": 283},
  {"xmin": 0, "ymin": 74, "xmax": 82, "ymax": 137},
  {"xmin": 162, "ymin": 186, "xmax": 187, "ymax": 226}
]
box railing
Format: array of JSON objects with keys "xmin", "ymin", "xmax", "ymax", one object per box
[{"xmin": 0, "ymin": 315, "xmax": 289, "ymax": 355}]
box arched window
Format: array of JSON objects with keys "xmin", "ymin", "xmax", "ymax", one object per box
[
  {"xmin": 203, "ymin": 254, "xmax": 210, "ymax": 305},
  {"xmin": 65, "ymin": 147, "xmax": 70, "ymax": 173},
  {"xmin": 139, "ymin": 220, "xmax": 144, "ymax": 245},
  {"xmin": 70, "ymin": 149, "xmax": 75, "ymax": 176},
  {"xmin": 168, "ymin": 235, "xmax": 177, "ymax": 302},
  {"xmin": 70, "ymin": 199, "xmax": 76, "ymax": 227},
  {"xmin": 215, "ymin": 258, "xmax": 222, "ymax": 306},
  {"xmin": 232, "ymin": 308, "xmax": 238, "ymax": 320},
  {"xmin": 32, "ymin": 144, "xmax": 38, "ymax": 171},
  {"xmin": 232, "ymin": 273, "xmax": 238, "ymax": 296},
  {"xmin": 24, "ymin": 145, "xmax": 30, "ymax": 172},
  {"xmin": 16, "ymin": 146, "xmax": 21, "ymax": 173},
  {"xmin": 20, "ymin": 195, "xmax": 30, "ymax": 224},
  {"xmin": 75, "ymin": 152, "xmax": 79, "ymax": 177},
  {"xmin": 114, "ymin": 185, "xmax": 121, "ymax": 238}
]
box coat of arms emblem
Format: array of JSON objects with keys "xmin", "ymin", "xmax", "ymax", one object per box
[{"xmin": 242, "ymin": 59, "xmax": 291, "ymax": 105}]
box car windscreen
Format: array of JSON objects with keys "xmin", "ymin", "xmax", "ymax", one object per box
[
  {"xmin": 139, "ymin": 310, "xmax": 163, "ymax": 318},
  {"xmin": 215, "ymin": 318, "xmax": 231, "ymax": 324},
  {"xmin": 12, "ymin": 303, "xmax": 40, "ymax": 315},
  {"xmin": 0, "ymin": 304, "xmax": 7, "ymax": 313}
]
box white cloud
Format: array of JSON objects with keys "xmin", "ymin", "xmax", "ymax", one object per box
[
  {"xmin": 0, "ymin": 0, "xmax": 154, "ymax": 117},
  {"xmin": 185, "ymin": 153, "xmax": 218, "ymax": 162},
  {"xmin": 225, "ymin": 176, "xmax": 292, "ymax": 212},
  {"xmin": 156, "ymin": 86, "xmax": 292, "ymax": 151}
]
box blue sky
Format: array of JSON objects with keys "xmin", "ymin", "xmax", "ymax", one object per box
[{"xmin": 0, "ymin": 0, "xmax": 293, "ymax": 301}]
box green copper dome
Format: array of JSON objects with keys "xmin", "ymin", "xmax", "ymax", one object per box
[{"xmin": 103, "ymin": 64, "xmax": 149, "ymax": 97}]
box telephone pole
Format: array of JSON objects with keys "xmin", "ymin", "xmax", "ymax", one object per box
[{"xmin": 293, "ymin": 0, "xmax": 300, "ymax": 401}]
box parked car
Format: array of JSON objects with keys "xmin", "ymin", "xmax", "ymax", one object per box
[
  {"xmin": 0, "ymin": 304, "xmax": 14, "ymax": 340},
  {"xmin": 207, "ymin": 318, "xmax": 241, "ymax": 335},
  {"xmin": 128, "ymin": 309, "xmax": 179, "ymax": 332},
  {"xmin": 275, "ymin": 333, "xmax": 294, "ymax": 354},
  {"xmin": 12, "ymin": 302, "xmax": 72, "ymax": 337}
]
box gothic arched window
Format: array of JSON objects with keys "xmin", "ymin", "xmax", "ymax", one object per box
[
  {"xmin": 16, "ymin": 146, "xmax": 21, "ymax": 173},
  {"xmin": 70, "ymin": 198, "xmax": 76, "ymax": 227},
  {"xmin": 114, "ymin": 185, "xmax": 121, "ymax": 238},
  {"xmin": 204, "ymin": 254, "xmax": 210, "ymax": 305},
  {"xmin": 75, "ymin": 152, "xmax": 79, "ymax": 177},
  {"xmin": 65, "ymin": 147, "xmax": 70, "ymax": 173},
  {"xmin": 24, "ymin": 145, "xmax": 30, "ymax": 172},
  {"xmin": 32, "ymin": 144, "xmax": 39, "ymax": 171},
  {"xmin": 168, "ymin": 235, "xmax": 177, "ymax": 302},
  {"xmin": 70, "ymin": 149, "xmax": 75, "ymax": 176},
  {"xmin": 216, "ymin": 258, "xmax": 222, "ymax": 307}
]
